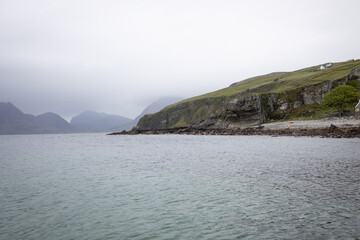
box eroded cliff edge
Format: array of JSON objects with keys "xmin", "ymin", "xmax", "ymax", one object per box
[{"xmin": 136, "ymin": 65, "xmax": 360, "ymax": 131}]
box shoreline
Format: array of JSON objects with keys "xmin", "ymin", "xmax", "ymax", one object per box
[{"xmin": 109, "ymin": 117, "xmax": 360, "ymax": 138}]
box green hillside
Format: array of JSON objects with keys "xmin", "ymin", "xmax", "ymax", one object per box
[
  {"xmin": 172, "ymin": 60, "xmax": 360, "ymax": 105},
  {"xmin": 137, "ymin": 59, "xmax": 360, "ymax": 130}
]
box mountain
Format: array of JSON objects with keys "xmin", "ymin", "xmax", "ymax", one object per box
[
  {"xmin": 0, "ymin": 102, "xmax": 25, "ymax": 121},
  {"xmin": 134, "ymin": 97, "xmax": 183, "ymax": 124},
  {"xmin": 35, "ymin": 112, "xmax": 73, "ymax": 133},
  {"xmin": 0, "ymin": 102, "xmax": 72, "ymax": 134},
  {"xmin": 112, "ymin": 97, "xmax": 183, "ymax": 131},
  {"xmin": 137, "ymin": 60, "xmax": 360, "ymax": 130},
  {"xmin": 0, "ymin": 102, "xmax": 41, "ymax": 134},
  {"xmin": 70, "ymin": 110, "xmax": 132, "ymax": 132}
]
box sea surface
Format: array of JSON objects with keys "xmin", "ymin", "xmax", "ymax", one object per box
[{"xmin": 0, "ymin": 133, "xmax": 359, "ymax": 240}]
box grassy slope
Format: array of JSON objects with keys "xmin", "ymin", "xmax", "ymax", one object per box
[
  {"xmin": 170, "ymin": 60, "xmax": 360, "ymax": 106},
  {"xmin": 138, "ymin": 60, "xmax": 360, "ymax": 128}
]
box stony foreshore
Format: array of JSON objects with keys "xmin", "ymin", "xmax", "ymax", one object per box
[{"xmin": 109, "ymin": 117, "xmax": 360, "ymax": 138}]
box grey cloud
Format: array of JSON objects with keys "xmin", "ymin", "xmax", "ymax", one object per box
[{"xmin": 1, "ymin": 0, "xmax": 360, "ymax": 120}]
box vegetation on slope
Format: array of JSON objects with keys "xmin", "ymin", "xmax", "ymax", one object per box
[
  {"xmin": 323, "ymin": 85, "xmax": 360, "ymax": 116},
  {"xmin": 138, "ymin": 60, "xmax": 360, "ymax": 130},
  {"xmin": 265, "ymin": 103, "xmax": 336, "ymax": 122},
  {"xmin": 170, "ymin": 60, "xmax": 360, "ymax": 106}
]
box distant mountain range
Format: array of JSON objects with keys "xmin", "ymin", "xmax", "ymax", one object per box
[
  {"xmin": 0, "ymin": 97, "xmax": 183, "ymax": 134},
  {"xmin": 0, "ymin": 102, "xmax": 73, "ymax": 134},
  {"xmin": 70, "ymin": 111, "xmax": 132, "ymax": 132}
]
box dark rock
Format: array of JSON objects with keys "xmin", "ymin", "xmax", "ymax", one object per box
[
  {"xmin": 328, "ymin": 124, "xmax": 337, "ymax": 133},
  {"xmin": 136, "ymin": 64, "xmax": 360, "ymax": 135}
]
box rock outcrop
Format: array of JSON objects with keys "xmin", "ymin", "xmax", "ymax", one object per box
[
  {"xmin": 110, "ymin": 119, "xmax": 360, "ymax": 138},
  {"xmin": 136, "ymin": 64, "xmax": 360, "ymax": 132},
  {"xmin": 225, "ymin": 95, "xmax": 264, "ymax": 128}
]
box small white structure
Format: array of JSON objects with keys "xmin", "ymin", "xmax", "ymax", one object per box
[
  {"xmin": 318, "ymin": 63, "xmax": 332, "ymax": 71},
  {"xmin": 355, "ymin": 100, "xmax": 360, "ymax": 112}
]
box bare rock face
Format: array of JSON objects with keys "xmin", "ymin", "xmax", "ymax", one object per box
[
  {"xmin": 225, "ymin": 95, "xmax": 264, "ymax": 128},
  {"xmin": 137, "ymin": 108, "xmax": 168, "ymax": 130},
  {"xmin": 266, "ymin": 94, "xmax": 279, "ymax": 112},
  {"xmin": 137, "ymin": 99, "xmax": 213, "ymax": 130},
  {"xmin": 300, "ymin": 67, "xmax": 360, "ymax": 106},
  {"xmin": 301, "ymin": 81, "xmax": 332, "ymax": 105},
  {"xmin": 137, "ymin": 95, "xmax": 265, "ymax": 130},
  {"xmin": 293, "ymin": 101, "xmax": 303, "ymax": 108},
  {"xmin": 136, "ymin": 67, "xmax": 360, "ymax": 131},
  {"xmin": 279, "ymin": 102, "xmax": 290, "ymax": 110},
  {"xmin": 350, "ymin": 67, "xmax": 360, "ymax": 86}
]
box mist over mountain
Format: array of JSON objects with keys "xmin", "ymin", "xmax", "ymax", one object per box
[
  {"xmin": 0, "ymin": 102, "xmax": 72, "ymax": 134},
  {"xmin": 134, "ymin": 97, "xmax": 183, "ymax": 123},
  {"xmin": 136, "ymin": 60, "xmax": 360, "ymax": 132},
  {"xmin": 112, "ymin": 97, "xmax": 183, "ymax": 131},
  {"xmin": 70, "ymin": 111, "xmax": 132, "ymax": 132},
  {"xmin": 36, "ymin": 112, "xmax": 73, "ymax": 133},
  {"xmin": 0, "ymin": 97, "xmax": 183, "ymax": 134}
]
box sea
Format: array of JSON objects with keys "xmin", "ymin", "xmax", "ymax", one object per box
[{"xmin": 0, "ymin": 133, "xmax": 359, "ymax": 240}]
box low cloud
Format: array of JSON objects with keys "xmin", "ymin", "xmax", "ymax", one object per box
[{"xmin": 1, "ymin": 0, "xmax": 359, "ymax": 119}]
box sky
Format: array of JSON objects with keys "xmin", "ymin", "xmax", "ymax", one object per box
[{"xmin": 1, "ymin": 0, "xmax": 360, "ymax": 120}]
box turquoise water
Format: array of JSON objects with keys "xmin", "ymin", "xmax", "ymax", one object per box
[{"xmin": 0, "ymin": 134, "xmax": 359, "ymax": 239}]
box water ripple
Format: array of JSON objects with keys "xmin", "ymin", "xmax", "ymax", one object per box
[{"xmin": 0, "ymin": 134, "xmax": 359, "ymax": 239}]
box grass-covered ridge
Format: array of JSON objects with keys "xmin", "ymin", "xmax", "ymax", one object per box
[
  {"xmin": 170, "ymin": 60, "xmax": 360, "ymax": 107},
  {"xmin": 137, "ymin": 59, "xmax": 360, "ymax": 130}
]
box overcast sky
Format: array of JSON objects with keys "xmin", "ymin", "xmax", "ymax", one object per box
[{"xmin": 1, "ymin": 0, "xmax": 360, "ymax": 120}]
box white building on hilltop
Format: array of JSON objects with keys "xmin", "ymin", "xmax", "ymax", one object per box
[{"xmin": 318, "ymin": 63, "xmax": 332, "ymax": 71}]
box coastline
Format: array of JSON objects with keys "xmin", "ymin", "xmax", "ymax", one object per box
[{"xmin": 109, "ymin": 117, "xmax": 360, "ymax": 138}]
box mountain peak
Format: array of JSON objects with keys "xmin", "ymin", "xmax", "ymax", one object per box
[
  {"xmin": 70, "ymin": 110, "xmax": 132, "ymax": 132},
  {"xmin": 0, "ymin": 102, "xmax": 73, "ymax": 134},
  {"xmin": 134, "ymin": 97, "xmax": 183, "ymax": 122},
  {"xmin": 35, "ymin": 112, "xmax": 72, "ymax": 133},
  {"xmin": 0, "ymin": 101, "xmax": 25, "ymax": 120}
]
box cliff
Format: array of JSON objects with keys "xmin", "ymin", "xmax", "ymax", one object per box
[
  {"xmin": 137, "ymin": 60, "xmax": 360, "ymax": 131},
  {"xmin": 112, "ymin": 97, "xmax": 184, "ymax": 131}
]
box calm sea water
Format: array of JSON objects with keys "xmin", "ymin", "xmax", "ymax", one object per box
[{"xmin": 0, "ymin": 133, "xmax": 359, "ymax": 240}]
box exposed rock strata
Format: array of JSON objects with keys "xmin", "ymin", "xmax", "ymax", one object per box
[
  {"xmin": 137, "ymin": 67, "xmax": 360, "ymax": 132},
  {"xmin": 109, "ymin": 125, "xmax": 360, "ymax": 138},
  {"xmin": 110, "ymin": 118, "xmax": 360, "ymax": 138}
]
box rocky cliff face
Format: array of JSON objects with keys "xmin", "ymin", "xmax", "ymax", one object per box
[
  {"xmin": 138, "ymin": 98, "xmax": 225, "ymax": 130},
  {"xmin": 137, "ymin": 67, "xmax": 360, "ymax": 131},
  {"xmin": 224, "ymin": 95, "xmax": 264, "ymax": 128},
  {"xmin": 300, "ymin": 67, "xmax": 360, "ymax": 106},
  {"xmin": 137, "ymin": 95, "xmax": 266, "ymax": 130}
]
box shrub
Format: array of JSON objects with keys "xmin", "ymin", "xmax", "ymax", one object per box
[
  {"xmin": 346, "ymin": 78, "xmax": 360, "ymax": 90},
  {"xmin": 323, "ymin": 85, "xmax": 360, "ymax": 116}
]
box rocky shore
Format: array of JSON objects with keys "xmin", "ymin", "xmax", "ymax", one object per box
[{"xmin": 109, "ymin": 117, "xmax": 360, "ymax": 138}]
